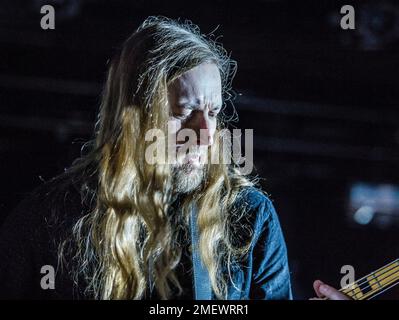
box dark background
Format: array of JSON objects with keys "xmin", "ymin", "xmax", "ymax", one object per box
[{"xmin": 1, "ymin": 0, "xmax": 399, "ymax": 299}]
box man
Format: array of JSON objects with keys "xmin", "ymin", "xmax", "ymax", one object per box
[{"xmin": 0, "ymin": 16, "xmax": 292, "ymax": 300}]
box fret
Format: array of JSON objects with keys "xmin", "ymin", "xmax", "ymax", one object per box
[
  {"xmin": 372, "ymin": 273, "xmax": 382, "ymax": 288},
  {"xmin": 366, "ymin": 274, "xmax": 382, "ymax": 291}
]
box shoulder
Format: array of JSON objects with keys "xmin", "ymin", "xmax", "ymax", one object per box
[
  {"xmin": 233, "ymin": 186, "xmax": 277, "ymax": 224},
  {"xmin": 229, "ymin": 186, "xmax": 280, "ymax": 245}
]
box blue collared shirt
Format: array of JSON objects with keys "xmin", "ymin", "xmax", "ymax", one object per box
[{"xmin": 189, "ymin": 187, "xmax": 293, "ymax": 300}]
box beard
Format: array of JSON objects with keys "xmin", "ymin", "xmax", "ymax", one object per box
[
  {"xmin": 171, "ymin": 146, "xmax": 207, "ymax": 195},
  {"xmin": 171, "ymin": 163, "xmax": 206, "ymax": 195}
]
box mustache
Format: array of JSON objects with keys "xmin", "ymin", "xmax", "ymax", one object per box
[{"xmin": 175, "ymin": 145, "xmax": 206, "ymax": 156}]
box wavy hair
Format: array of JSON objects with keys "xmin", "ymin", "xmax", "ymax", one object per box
[{"xmin": 58, "ymin": 16, "xmax": 254, "ymax": 300}]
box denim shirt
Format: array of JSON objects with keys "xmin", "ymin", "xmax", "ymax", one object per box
[{"xmin": 190, "ymin": 187, "xmax": 292, "ymax": 300}]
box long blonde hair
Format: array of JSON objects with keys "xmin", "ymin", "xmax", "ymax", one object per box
[{"xmin": 59, "ymin": 16, "xmax": 254, "ymax": 300}]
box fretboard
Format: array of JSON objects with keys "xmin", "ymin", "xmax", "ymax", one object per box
[{"xmin": 340, "ymin": 258, "xmax": 399, "ymax": 300}]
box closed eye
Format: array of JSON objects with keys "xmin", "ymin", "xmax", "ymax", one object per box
[
  {"xmin": 173, "ymin": 105, "xmax": 221, "ymax": 119},
  {"xmin": 173, "ymin": 105, "xmax": 193, "ymax": 119}
]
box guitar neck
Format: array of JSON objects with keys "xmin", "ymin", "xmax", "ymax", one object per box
[{"xmin": 340, "ymin": 258, "xmax": 399, "ymax": 300}]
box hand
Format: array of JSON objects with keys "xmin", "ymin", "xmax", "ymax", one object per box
[{"xmin": 310, "ymin": 280, "xmax": 351, "ymax": 300}]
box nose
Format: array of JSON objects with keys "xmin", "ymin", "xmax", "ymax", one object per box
[{"xmin": 196, "ymin": 112, "xmax": 214, "ymax": 146}]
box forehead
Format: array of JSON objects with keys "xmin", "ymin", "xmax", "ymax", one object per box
[{"xmin": 168, "ymin": 62, "xmax": 222, "ymax": 105}]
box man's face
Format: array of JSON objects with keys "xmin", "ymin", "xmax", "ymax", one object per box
[{"xmin": 167, "ymin": 62, "xmax": 223, "ymax": 194}]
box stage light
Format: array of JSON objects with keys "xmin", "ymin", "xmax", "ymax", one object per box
[{"xmin": 349, "ymin": 182, "xmax": 399, "ymax": 228}]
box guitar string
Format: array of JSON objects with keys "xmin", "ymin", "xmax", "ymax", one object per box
[
  {"xmin": 340, "ymin": 258, "xmax": 399, "ymax": 292},
  {"xmin": 340, "ymin": 264, "xmax": 399, "ymax": 298},
  {"xmin": 339, "ymin": 259, "xmax": 399, "ymax": 293},
  {"xmin": 322, "ymin": 267, "xmax": 399, "ymax": 300},
  {"xmin": 361, "ymin": 276, "xmax": 399, "ymax": 300},
  {"xmin": 319, "ymin": 259, "xmax": 399, "ymax": 300},
  {"xmin": 343, "ymin": 266, "xmax": 399, "ymax": 298},
  {"xmin": 363, "ymin": 280, "xmax": 399, "ymax": 300},
  {"xmin": 356, "ymin": 272, "xmax": 399, "ymax": 300},
  {"xmin": 322, "ymin": 269, "xmax": 399, "ymax": 300}
]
